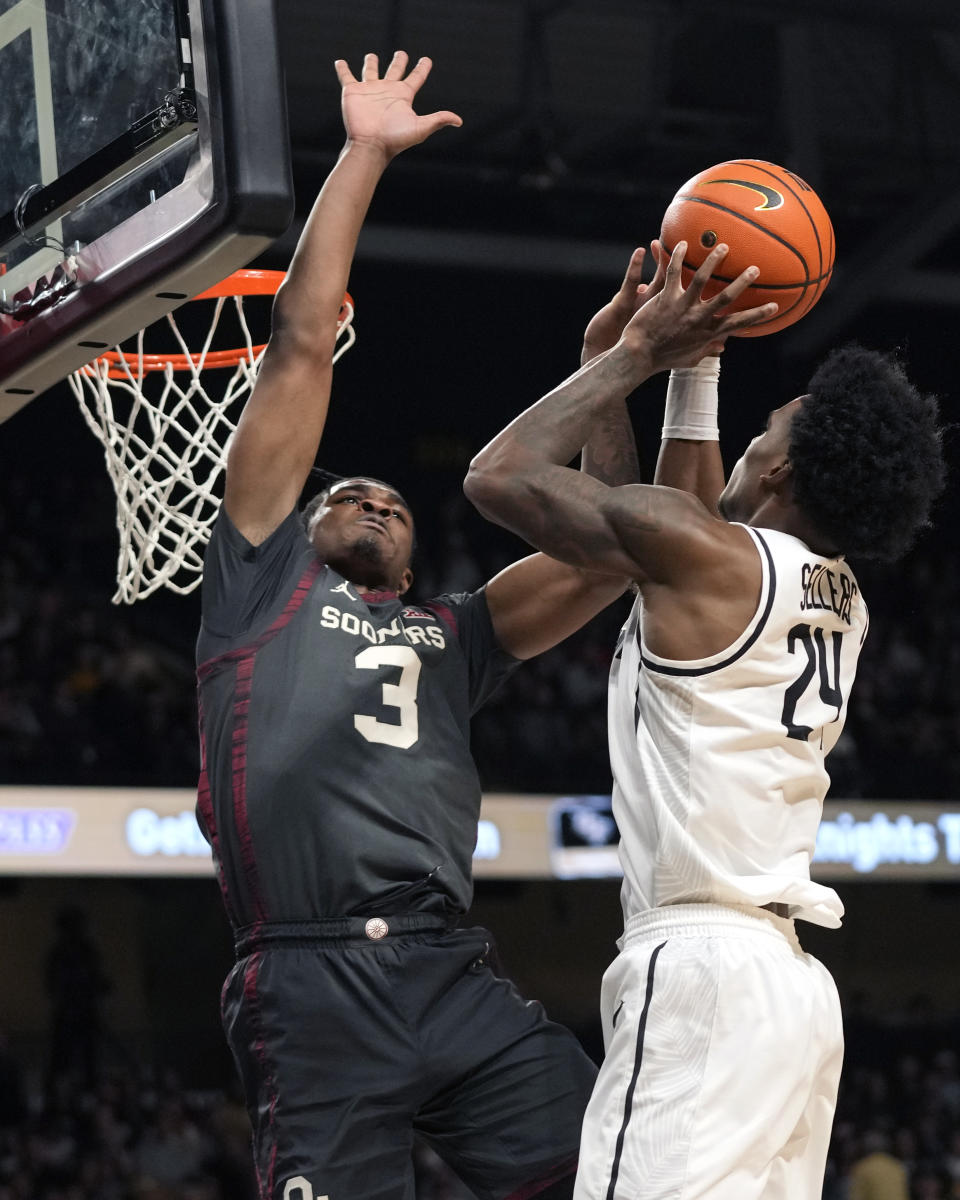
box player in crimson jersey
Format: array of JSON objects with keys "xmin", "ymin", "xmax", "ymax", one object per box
[{"xmin": 195, "ymin": 51, "xmax": 650, "ymax": 1200}]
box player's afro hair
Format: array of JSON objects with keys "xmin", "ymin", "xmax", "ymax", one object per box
[{"xmin": 789, "ymin": 345, "xmax": 946, "ymax": 562}]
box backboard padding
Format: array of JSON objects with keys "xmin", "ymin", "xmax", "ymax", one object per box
[{"xmin": 0, "ymin": 0, "xmax": 294, "ymax": 415}]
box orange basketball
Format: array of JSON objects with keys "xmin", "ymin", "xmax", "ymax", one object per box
[{"xmin": 659, "ymin": 159, "xmax": 835, "ymax": 337}]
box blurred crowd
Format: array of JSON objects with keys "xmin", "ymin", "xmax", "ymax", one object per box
[
  {"xmin": 0, "ymin": 1051, "xmax": 258, "ymax": 1200},
  {"xmin": 0, "ymin": 474, "xmax": 198, "ymax": 787},
  {"xmin": 0, "ymin": 466, "xmax": 956, "ymax": 799},
  {"xmin": 1, "ymin": 1005, "xmax": 959, "ymax": 1199},
  {"xmin": 825, "ymin": 1007, "xmax": 960, "ymax": 1200}
]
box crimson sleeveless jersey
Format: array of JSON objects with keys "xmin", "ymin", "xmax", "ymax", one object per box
[
  {"xmin": 608, "ymin": 525, "xmax": 868, "ymax": 929},
  {"xmin": 195, "ymin": 508, "xmax": 518, "ymax": 929}
]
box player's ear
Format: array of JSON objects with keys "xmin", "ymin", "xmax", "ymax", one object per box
[
  {"xmin": 397, "ymin": 566, "xmax": 414, "ymax": 596},
  {"xmin": 762, "ymin": 460, "xmax": 792, "ymax": 493}
]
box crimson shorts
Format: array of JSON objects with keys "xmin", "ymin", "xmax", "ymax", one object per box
[{"xmin": 223, "ymin": 915, "xmax": 596, "ymax": 1200}]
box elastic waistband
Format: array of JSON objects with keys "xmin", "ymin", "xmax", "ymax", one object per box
[
  {"xmin": 622, "ymin": 903, "xmax": 802, "ymax": 954},
  {"xmin": 235, "ymin": 913, "xmax": 457, "ymax": 957}
]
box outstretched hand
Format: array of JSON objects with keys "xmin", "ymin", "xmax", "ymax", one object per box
[
  {"xmin": 335, "ymin": 51, "xmax": 462, "ymax": 159},
  {"xmin": 582, "ymin": 247, "xmax": 653, "ymax": 364},
  {"xmin": 618, "ymin": 242, "xmax": 777, "ymax": 372}
]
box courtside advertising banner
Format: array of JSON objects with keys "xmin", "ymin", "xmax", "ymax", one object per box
[{"xmin": 0, "ymin": 788, "xmax": 958, "ymax": 881}]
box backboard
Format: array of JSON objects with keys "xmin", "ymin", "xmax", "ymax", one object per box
[{"xmin": 0, "ymin": 0, "xmax": 294, "ymax": 418}]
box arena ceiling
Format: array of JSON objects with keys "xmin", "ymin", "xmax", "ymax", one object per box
[{"xmin": 273, "ymin": 0, "xmax": 960, "ymax": 354}]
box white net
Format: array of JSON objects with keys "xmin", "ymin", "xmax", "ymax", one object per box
[{"xmin": 69, "ymin": 285, "xmax": 355, "ymax": 604}]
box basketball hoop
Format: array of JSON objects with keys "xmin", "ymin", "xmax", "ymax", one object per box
[{"xmin": 68, "ymin": 269, "xmax": 356, "ymax": 605}]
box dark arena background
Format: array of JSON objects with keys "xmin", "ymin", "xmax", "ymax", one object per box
[{"xmin": 1, "ymin": 1, "xmax": 959, "ymax": 1197}]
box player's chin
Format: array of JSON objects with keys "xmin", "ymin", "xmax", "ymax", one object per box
[
  {"xmin": 351, "ymin": 534, "xmax": 387, "ymax": 564},
  {"xmin": 324, "ymin": 537, "xmax": 386, "ymax": 582}
]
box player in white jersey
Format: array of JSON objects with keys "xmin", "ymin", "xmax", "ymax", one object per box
[
  {"xmin": 464, "ymin": 240, "xmax": 946, "ymax": 1199},
  {"xmin": 610, "ymin": 520, "xmax": 865, "ymax": 929}
]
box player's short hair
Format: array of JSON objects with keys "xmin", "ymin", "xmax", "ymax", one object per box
[
  {"xmin": 301, "ymin": 473, "xmax": 417, "ymax": 554},
  {"xmin": 300, "ymin": 489, "xmax": 327, "ymax": 532},
  {"xmin": 789, "ymin": 345, "xmax": 946, "ymax": 562},
  {"xmin": 301, "ymin": 470, "xmax": 344, "ymax": 532}
]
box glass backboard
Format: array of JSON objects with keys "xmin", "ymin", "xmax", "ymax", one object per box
[{"xmin": 0, "ymin": 0, "xmax": 294, "ymax": 417}]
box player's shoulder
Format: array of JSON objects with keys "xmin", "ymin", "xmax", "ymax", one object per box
[
  {"xmin": 413, "ymin": 588, "xmax": 488, "ymax": 639},
  {"xmin": 209, "ymin": 502, "xmax": 310, "ymax": 560},
  {"xmin": 199, "ymin": 505, "xmax": 319, "ymax": 647},
  {"xmin": 750, "ymin": 526, "xmax": 868, "ymax": 634}
]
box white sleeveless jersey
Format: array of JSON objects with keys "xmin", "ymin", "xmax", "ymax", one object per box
[{"xmin": 609, "ymin": 525, "xmax": 868, "ymax": 929}]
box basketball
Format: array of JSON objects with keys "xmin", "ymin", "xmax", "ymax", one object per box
[{"xmin": 659, "ymin": 159, "xmax": 835, "ymax": 337}]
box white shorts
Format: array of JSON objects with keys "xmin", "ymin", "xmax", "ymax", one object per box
[{"xmin": 574, "ymin": 904, "xmax": 843, "ymax": 1200}]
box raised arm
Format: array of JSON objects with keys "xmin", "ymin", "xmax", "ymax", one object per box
[
  {"xmin": 653, "ymin": 355, "xmax": 727, "ymax": 513},
  {"xmin": 465, "ymin": 243, "xmax": 777, "ymax": 584},
  {"xmin": 477, "ymin": 251, "xmax": 652, "ymax": 661},
  {"xmin": 580, "ymin": 246, "xmax": 657, "ymax": 372},
  {"xmin": 578, "ymin": 247, "xmax": 648, "ymax": 489},
  {"xmin": 224, "ymin": 52, "xmax": 461, "ymax": 545},
  {"xmin": 580, "ymin": 243, "xmax": 726, "ymax": 511},
  {"xmin": 645, "ymin": 239, "xmax": 725, "ymax": 511}
]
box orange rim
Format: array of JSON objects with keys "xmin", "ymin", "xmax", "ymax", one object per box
[
  {"xmin": 193, "ymin": 268, "xmax": 286, "ymax": 300},
  {"xmin": 91, "ymin": 344, "xmax": 271, "ymax": 376},
  {"xmin": 84, "ymin": 271, "xmax": 354, "ymax": 376}
]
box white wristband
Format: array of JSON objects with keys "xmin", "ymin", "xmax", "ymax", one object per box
[{"xmin": 662, "ymin": 356, "xmax": 720, "ymax": 441}]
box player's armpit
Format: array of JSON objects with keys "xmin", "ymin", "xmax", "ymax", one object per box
[{"xmin": 484, "ymin": 554, "xmax": 628, "ymax": 660}]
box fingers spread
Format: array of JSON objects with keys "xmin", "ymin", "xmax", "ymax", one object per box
[
  {"xmin": 717, "ymin": 302, "xmax": 779, "ymax": 334},
  {"xmin": 404, "ymin": 55, "xmax": 433, "ymax": 92},
  {"xmin": 334, "ymin": 59, "xmax": 357, "ymax": 86},
  {"xmin": 619, "ymin": 247, "xmax": 646, "ymax": 296},
  {"xmin": 383, "ymin": 50, "xmax": 408, "ymax": 80},
  {"xmin": 664, "ymin": 241, "xmax": 687, "ymax": 290},
  {"xmin": 702, "ymin": 264, "xmax": 760, "ymax": 312},
  {"xmin": 689, "ymin": 243, "xmax": 731, "ymax": 296},
  {"xmin": 645, "ymin": 242, "xmax": 668, "ymax": 297}
]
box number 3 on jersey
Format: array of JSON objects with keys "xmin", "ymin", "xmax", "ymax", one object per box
[
  {"xmin": 781, "ymin": 623, "xmax": 845, "ymax": 741},
  {"xmin": 353, "ymin": 645, "xmax": 422, "ymax": 749}
]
